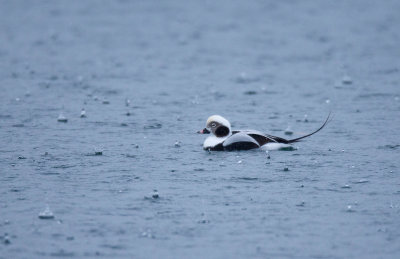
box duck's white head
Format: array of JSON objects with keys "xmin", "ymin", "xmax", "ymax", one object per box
[{"xmin": 198, "ymin": 115, "xmax": 232, "ymax": 138}]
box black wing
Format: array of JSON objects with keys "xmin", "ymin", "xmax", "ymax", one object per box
[{"xmin": 232, "ymin": 130, "xmax": 282, "ymax": 145}]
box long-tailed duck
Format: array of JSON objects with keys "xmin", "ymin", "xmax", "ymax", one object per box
[{"xmin": 198, "ymin": 114, "xmax": 331, "ymax": 151}]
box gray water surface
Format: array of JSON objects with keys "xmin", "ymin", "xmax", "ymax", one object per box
[{"xmin": 1, "ymin": 0, "xmax": 400, "ymax": 258}]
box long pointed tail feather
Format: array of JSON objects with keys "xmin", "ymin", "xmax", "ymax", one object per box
[{"xmin": 286, "ymin": 112, "xmax": 332, "ymax": 144}]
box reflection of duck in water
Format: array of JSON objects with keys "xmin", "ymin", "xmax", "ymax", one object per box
[{"xmin": 198, "ymin": 114, "xmax": 331, "ymax": 151}]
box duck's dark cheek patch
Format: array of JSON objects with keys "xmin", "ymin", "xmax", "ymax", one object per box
[{"xmin": 215, "ymin": 126, "xmax": 230, "ymax": 137}]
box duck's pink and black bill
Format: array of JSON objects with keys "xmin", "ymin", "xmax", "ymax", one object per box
[{"xmin": 197, "ymin": 128, "xmax": 210, "ymax": 134}]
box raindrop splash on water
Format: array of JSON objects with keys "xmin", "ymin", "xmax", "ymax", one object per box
[
  {"xmin": 94, "ymin": 147, "xmax": 103, "ymax": 156},
  {"xmin": 342, "ymin": 75, "xmax": 353, "ymax": 85},
  {"xmin": 80, "ymin": 108, "xmax": 86, "ymax": 118},
  {"xmin": 57, "ymin": 113, "xmax": 68, "ymax": 123},
  {"xmin": 151, "ymin": 190, "xmax": 159, "ymax": 199},
  {"xmin": 284, "ymin": 126, "xmax": 293, "ymax": 135},
  {"xmin": 38, "ymin": 205, "xmax": 55, "ymax": 219}
]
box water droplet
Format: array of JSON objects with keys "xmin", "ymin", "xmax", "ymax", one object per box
[
  {"xmin": 125, "ymin": 98, "xmax": 131, "ymax": 106},
  {"xmin": 325, "ymin": 99, "xmax": 331, "ymax": 104},
  {"xmin": 342, "ymin": 75, "xmax": 352, "ymax": 84},
  {"xmin": 174, "ymin": 141, "xmax": 181, "ymax": 147},
  {"xmin": 303, "ymin": 114, "xmax": 308, "ymax": 122},
  {"xmin": 237, "ymin": 160, "xmax": 242, "ymax": 164},
  {"xmin": 151, "ymin": 190, "xmax": 159, "ymax": 199},
  {"xmin": 284, "ymin": 126, "xmax": 293, "ymax": 135},
  {"xmin": 80, "ymin": 108, "xmax": 86, "ymax": 118},
  {"xmin": 94, "ymin": 147, "xmax": 103, "ymax": 156},
  {"xmin": 57, "ymin": 114, "xmax": 68, "ymax": 122},
  {"xmin": 3, "ymin": 234, "xmax": 10, "ymax": 245},
  {"xmin": 38, "ymin": 205, "xmax": 55, "ymax": 219}
]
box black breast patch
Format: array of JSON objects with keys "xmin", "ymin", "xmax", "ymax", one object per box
[
  {"xmin": 223, "ymin": 141, "xmax": 259, "ymax": 151},
  {"xmin": 222, "ymin": 132, "xmax": 260, "ymax": 151}
]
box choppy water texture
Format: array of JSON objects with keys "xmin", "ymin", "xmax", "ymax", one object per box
[{"xmin": 1, "ymin": 0, "xmax": 400, "ymax": 258}]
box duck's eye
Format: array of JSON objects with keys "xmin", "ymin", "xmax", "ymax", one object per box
[{"xmin": 211, "ymin": 122, "xmax": 217, "ymax": 128}]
